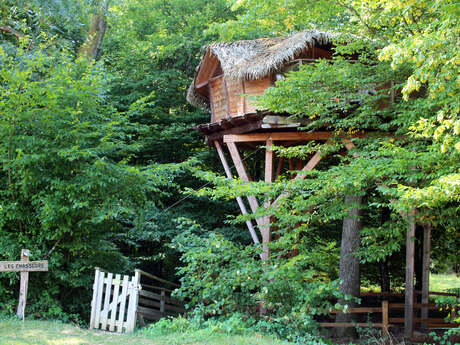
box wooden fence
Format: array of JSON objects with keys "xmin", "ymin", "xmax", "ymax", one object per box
[
  {"xmin": 89, "ymin": 267, "xmax": 186, "ymax": 333},
  {"xmin": 136, "ymin": 269, "xmax": 186, "ymax": 325},
  {"xmin": 319, "ymin": 291, "xmax": 459, "ymax": 333}
]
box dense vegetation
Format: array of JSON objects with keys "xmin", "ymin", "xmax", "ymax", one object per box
[{"xmin": 0, "ymin": 0, "xmax": 458, "ymax": 342}]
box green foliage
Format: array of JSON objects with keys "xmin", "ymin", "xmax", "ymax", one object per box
[
  {"xmin": 0, "ymin": 0, "xmax": 92, "ymax": 50},
  {"xmin": 172, "ymin": 229, "xmax": 344, "ymax": 341},
  {"xmin": 185, "ymin": 1, "xmax": 459, "ymax": 335},
  {"xmin": 425, "ymin": 327, "xmax": 460, "ymax": 345},
  {"xmin": 0, "ymin": 42, "xmax": 174, "ymax": 320}
]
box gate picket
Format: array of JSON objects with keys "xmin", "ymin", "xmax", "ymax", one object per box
[
  {"xmin": 109, "ymin": 273, "xmax": 121, "ymax": 331},
  {"xmin": 117, "ymin": 275, "xmax": 129, "ymax": 333}
]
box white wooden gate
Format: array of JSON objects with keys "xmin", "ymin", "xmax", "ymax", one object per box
[{"xmin": 89, "ymin": 267, "xmax": 140, "ymax": 333}]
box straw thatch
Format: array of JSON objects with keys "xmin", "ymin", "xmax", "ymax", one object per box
[{"xmin": 187, "ymin": 30, "xmax": 339, "ymax": 109}]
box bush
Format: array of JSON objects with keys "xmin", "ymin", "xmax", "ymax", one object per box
[{"xmin": 171, "ymin": 229, "xmax": 344, "ymax": 342}]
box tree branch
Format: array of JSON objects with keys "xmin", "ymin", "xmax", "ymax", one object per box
[
  {"xmin": 337, "ymin": 0, "xmax": 376, "ymax": 35},
  {"xmin": 0, "ymin": 25, "xmax": 22, "ymax": 39}
]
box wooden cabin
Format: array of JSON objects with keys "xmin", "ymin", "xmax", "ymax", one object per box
[{"xmin": 187, "ymin": 30, "xmax": 336, "ymax": 143}]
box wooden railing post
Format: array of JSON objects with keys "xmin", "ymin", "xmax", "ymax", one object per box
[
  {"xmin": 160, "ymin": 289, "xmax": 165, "ymax": 314},
  {"xmin": 382, "ymin": 300, "xmax": 389, "ymax": 336}
]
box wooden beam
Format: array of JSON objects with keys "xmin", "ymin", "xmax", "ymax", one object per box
[
  {"xmin": 261, "ymin": 139, "xmax": 274, "ymax": 260},
  {"xmin": 404, "ymin": 209, "xmax": 416, "ymax": 338},
  {"xmin": 224, "ymin": 132, "xmax": 333, "ymax": 143},
  {"xmin": 265, "ymin": 139, "xmax": 274, "ymax": 183},
  {"xmin": 226, "ymin": 142, "xmax": 265, "ymax": 230},
  {"xmin": 214, "ymin": 141, "xmax": 260, "ymax": 245},
  {"xmin": 320, "ymin": 323, "xmax": 385, "ymax": 328},
  {"xmin": 271, "ymin": 152, "xmax": 323, "ymax": 208},
  {"xmin": 204, "ymin": 120, "xmax": 263, "ymax": 144},
  {"xmin": 421, "ymin": 223, "xmax": 431, "ymax": 329}
]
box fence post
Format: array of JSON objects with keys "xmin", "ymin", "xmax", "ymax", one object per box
[
  {"xmin": 382, "ymin": 300, "xmax": 389, "ymax": 336},
  {"xmin": 94, "ymin": 269, "xmax": 105, "ymax": 330},
  {"xmin": 126, "ymin": 270, "xmax": 141, "ymax": 332},
  {"xmin": 160, "ymin": 289, "xmax": 165, "ymax": 314},
  {"xmin": 89, "ymin": 268, "xmax": 100, "ymax": 329}
]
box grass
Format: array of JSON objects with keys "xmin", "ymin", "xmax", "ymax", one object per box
[
  {"xmin": 361, "ymin": 273, "xmax": 460, "ymax": 293},
  {"xmin": 0, "ymin": 319, "xmax": 292, "ymax": 345},
  {"xmin": 430, "ymin": 273, "xmax": 460, "ymax": 292}
]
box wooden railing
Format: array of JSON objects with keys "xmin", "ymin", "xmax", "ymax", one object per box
[
  {"xmin": 319, "ymin": 300, "xmax": 390, "ymax": 334},
  {"xmin": 319, "ymin": 291, "xmax": 459, "ymax": 332},
  {"xmin": 135, "ymin": 269, "xmax": 186, "ymax": 325}
]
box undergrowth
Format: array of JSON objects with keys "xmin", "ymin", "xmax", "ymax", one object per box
[{"xmin": 143, "ymin": 313, "xmax": 330, "ymax": 345}]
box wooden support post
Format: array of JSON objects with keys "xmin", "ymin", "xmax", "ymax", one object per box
[
  {"xmin": 16, "ymin": 249, "xmax": 30, "ymax": 320},
  {"xmin": 265, "ymin": 139, "xmax": 274, "ymax": 184},
  {"xmin": 160, "ymin": 289, "xmax": 165, "ymax": 314},
  {"xmin": 261, "ymin": 139, "xmax": 274, "ymax": 260},
  {"xmin": 382, "ymin": 300, "xmax": 389, "ymax": 336},
  {"xmin": 404, "ymin": 210, "xmax": 416, "ymax": 339},
  {"xmin": 421, "ymin": 223, "xmax": 431, "ymax": 329},
  {"xmin": 214, "ymin": 141, "xmax": 260, "ymax": 244},
  {"xmin": 226, "ymin": 142, "xmax": 265, "ymax": 229}
]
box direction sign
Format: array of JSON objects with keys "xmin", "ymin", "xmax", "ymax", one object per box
[{"xmin": 0, "ymin": 260, "xmax": 48, "ymax": 272}]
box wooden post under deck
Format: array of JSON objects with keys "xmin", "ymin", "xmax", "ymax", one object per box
[
  {"xmin": 404, "ymin": 210, "xmax": 416, "ymax": 338},
  {"xmin": 214, "ymin": 140, "xmax": 260, "ymax": 245},
  {"xmin": 226, "ymin": 141, "xmax": 265, "ymax": 230},
  {"xmin": 421, "ymin": 223, "xmax": 431, "ymax": 329},
  {"xmin": 261, "ymin": 139, "xmax": 274, "ymax": 260}
]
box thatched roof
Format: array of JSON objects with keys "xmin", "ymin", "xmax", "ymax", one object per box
[{"xmin": 187, "ymin": 30, "xmax": 339, "ymax": 109}]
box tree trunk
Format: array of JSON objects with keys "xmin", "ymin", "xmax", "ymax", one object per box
[
  {"xmin": 414, "ymin": 225, "xmax": 424, "ymax": 293},
  {"xmin": 380, "ymin": 258, "xmax": 391, "ymax": 293},
  {"xmin": 335, "ymin": 194, "xmax": 362, "ymax": 337},
  {"xmin": 78, "ymin": 1, "xmax": 109, "ymax": 60}
]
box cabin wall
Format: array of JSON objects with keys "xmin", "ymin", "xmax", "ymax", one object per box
[
  {"xmin": 209, "ymin": 75, "xmax": 273, "ymax": 122},
  {"xmin": 244, "ymin": 78, "xmax": 273, "ymax": 113},
  {"xmin": 209, "ymin": 77, "xmax": 227, "ymax": 121}
]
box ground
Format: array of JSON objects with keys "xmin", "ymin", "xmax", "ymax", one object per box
[
  {"xmin": 1, "ymin": 274, "xmax": 458, "ymax": 345},
  {"xmin": 0, "ymin": 319, "xmax": 291, "ymax": 345}
]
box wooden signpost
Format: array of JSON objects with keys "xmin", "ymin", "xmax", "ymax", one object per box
[{"xmin": 0, "ymin": 249, "xmax": 49, "ymax": 320}]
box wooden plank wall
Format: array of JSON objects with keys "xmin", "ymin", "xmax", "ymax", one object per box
[
  {"xmin": 209, "ymin": 75, "xmax": 273, "ymax": 121},
  {"xmin": 209, "ymin": 77, "xmax": 227, "ymax": 121},
  {"xmin": 244, "ymin": 77, "xmax": 273, "ymax": 113}
]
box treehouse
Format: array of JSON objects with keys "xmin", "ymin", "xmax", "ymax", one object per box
[
  {"xmin": 187, "ymin": 30, "xmax": 335, "ymax": 143},
  {"xmin": 186, "ymin": 30, "xmax": 459, "ymax": 339}
]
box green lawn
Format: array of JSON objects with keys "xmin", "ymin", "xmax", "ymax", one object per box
[
  {"xmin": 0, "ymin": 319, "xmax": 292, "ymax": 345},
  {"xmin": 431, "ymin": 273, "xmax": 460, "ymax": 292}
]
